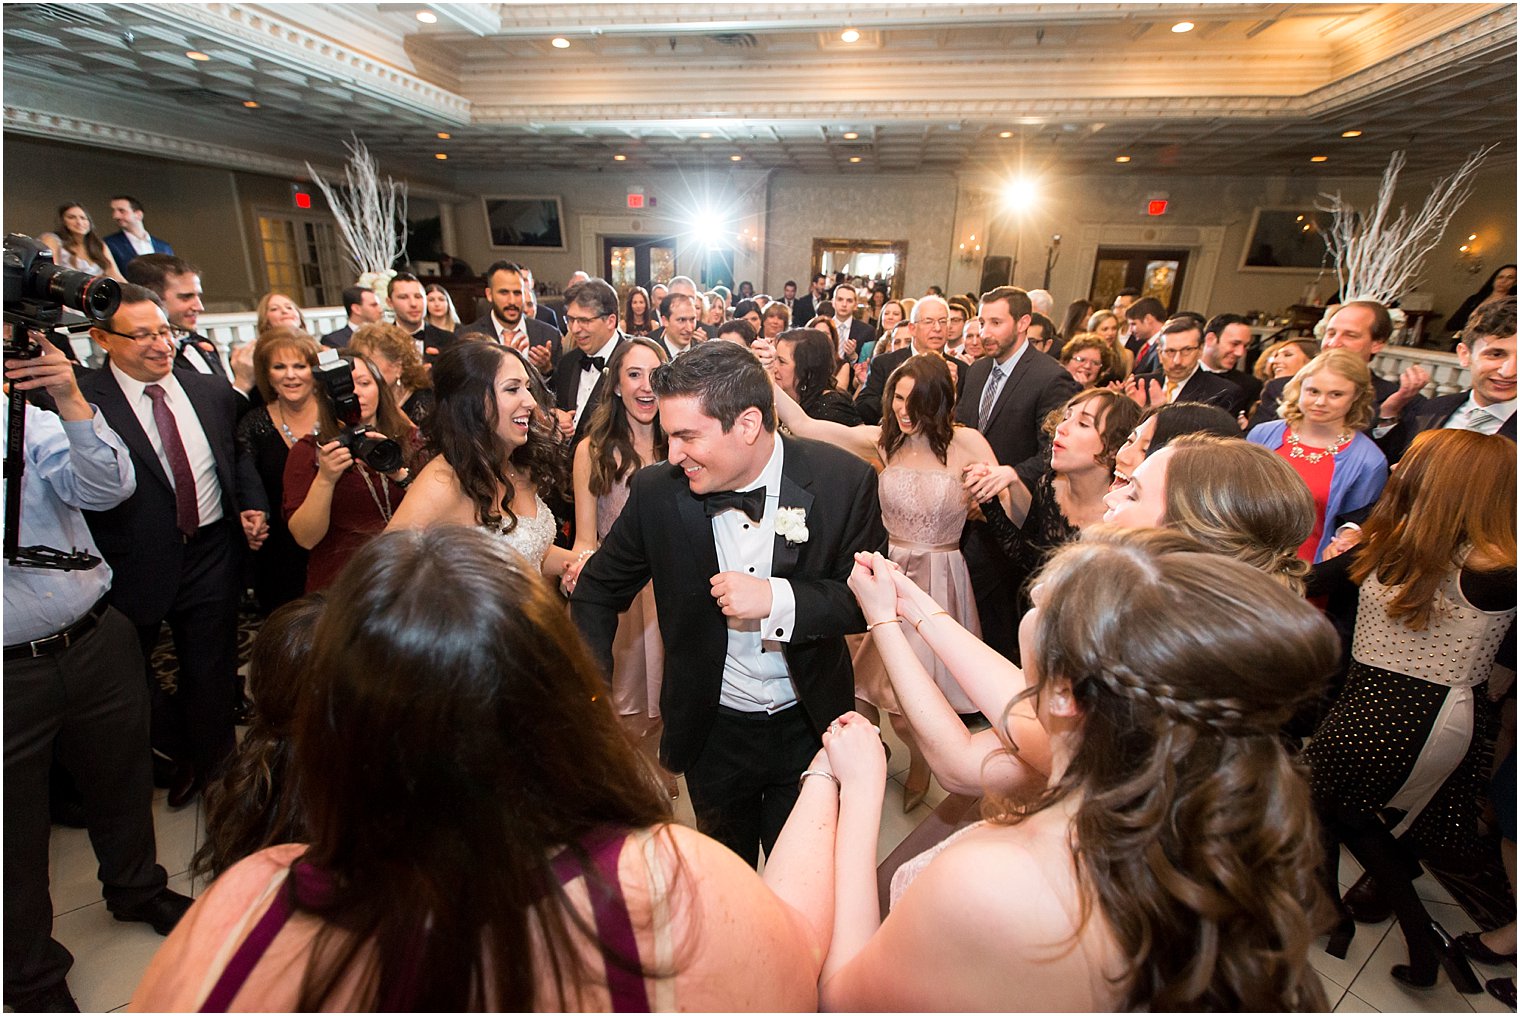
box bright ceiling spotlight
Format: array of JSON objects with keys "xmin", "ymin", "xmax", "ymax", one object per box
[
  {"xmin": 840, "ymin": 28, "xmax": 860, "ymax": 43},
  {"xmin": 730, "ymin": 154, "xmax": 743, "ymax": 161},
  {"xmin": 434, "ymin": 152, "xmax": 448, "ymax": 160},
  {"xmin": 1310, "ymin": 155, "xmax": 1329, "ymax": 163},
  {"xmin": 613, "ymin": 154, "xmax": 627, "ymax": 161},
  {"xmin": 551, "ymin": 36, "xmax": 570, "ymax": 48},
  {"xmin": 1171, "ymin": 21, "xmax": 1195, "ymax": 33},
  {"xmin": 998, "ymin": 130, "xmax": 1013, "ymax": 138},
  {"xmin": 186, "ymin": 50, "xmax": 211, "ymax": 61},
  {"xmin": 842, "ymin": 131, "xmax": 859, "ymax": 140},
  {"xmin": 1341, "ymin": 129, "xmax": 1363, "ymax": 138},
  {"xmin": 242, "ymin": 100, "xmax": 259, "ymax": 108},
  {"xmin": 1002, "ymin": 176, "xmax": 1039, "ymax": 209},
  {"xmin": 687, "ymin": 207, "xmax": 734, "ymax": 249},
  {"xmin": 415, "ymin": 10, "xmax": 437, "ymax": 23},
  {"xmin": 848, "ymin": 156, "xmax": 862, "ymax": 163},
  {"xmin": 1115, "ymin": 155, "xmax": 1131, "ymax": 163}
]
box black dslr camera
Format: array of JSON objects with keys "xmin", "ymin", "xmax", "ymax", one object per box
[
  {"xmin": 313, "ymin": 351, "xmax": 404, "ymax": 473},
  {"xmin": 4, "ymin": 233, "xmax": 120, "ymax": 358}
]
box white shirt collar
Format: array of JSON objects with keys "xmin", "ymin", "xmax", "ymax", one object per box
[
  {"xmin": 992, "ymin": 337, "xmax": 1031, "ymax": 375},
  {"xmin": 110, "ymin": 362, "xmax": 182, "ymax": 404},
  {"xmin": 1463, "ymin": 390, "xmax": 1516, "ymax": 419},
  {"xmin": 734, "ymin": 432, "xmax": 785, "ymax": 495}
]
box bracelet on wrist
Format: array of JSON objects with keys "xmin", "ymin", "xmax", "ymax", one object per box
[
  {"xmin": 798, "ymin": 769, "xmax": 841, "ymax": 792},
  {"xmin": 865, "ymin": 617, "xmax": 902, "ymax": 632},
  {"xmin": 912, "ymin": 610, "xmax": 950, "ymax": 633}
]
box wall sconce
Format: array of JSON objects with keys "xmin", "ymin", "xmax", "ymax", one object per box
[
  {"xmin": 738, "ymin": 226, "xmax": 760, "ymax": 253},
  {"xmin": 957, "ymin": 234, "xmax": 982, "ymax": 265},
  {"xmin": 1457, "ymin": 233, "xmax": 1484, "ymax": 275}
]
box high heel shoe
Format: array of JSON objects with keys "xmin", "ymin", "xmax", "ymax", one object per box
[
  {"xmin": 902, "ymin": 755, "xmax": 930, "ymax": 813},
  {"xmin": 1325, "ymin": 916, "xmax": 1355, "ymax": 960},
  {"xmin": 1456, "ymin": 930, "xmax": 1517, "ymax": 965},
  {"xmin": 1391, "ymin": 922, "xmax": 1482, "ymax": 994}
]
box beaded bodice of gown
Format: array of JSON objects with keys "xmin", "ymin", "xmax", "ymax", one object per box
[
  {"xmin": 487, "ymin": 493, "xmax": 556, "ymax": 569},
  {"xmin": 879, "ymin": 465, "xmax": 969, "ymax": 547}
]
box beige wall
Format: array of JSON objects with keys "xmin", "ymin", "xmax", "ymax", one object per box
[{"xmin": 7, "ymin": 134, "xmax": 1511, "ymax": 325}]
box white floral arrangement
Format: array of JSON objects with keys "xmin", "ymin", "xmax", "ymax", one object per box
[
  {"xmin": 775, "ymin": 507, "xmax": 809, "ymax": 544},
  {"xmin": 358, "ymin": 269, "xmax": 397, "ymax": 307}
]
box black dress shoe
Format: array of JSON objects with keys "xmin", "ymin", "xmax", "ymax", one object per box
[
  {"xmin": 6, "ymin": 980, "xmax": 80, "ymax": 1012},
  {"xmin": 1487, "ymin": 977, "xmax": 1516, "ymax": 1008},
  {"xmin": 151, "ymin": 752, "xmax": 175, "ymax": 790},
  {"xmin": 1342, "ymin": 871, "xmax": 1393, "ymax": 923},
  {"xmin": 166, "ymin": 762, "xmax": 200, "ymax": 809},
  {"xmin": 109, "ymin": 887, "xmax": 194, "ymax": 935},
  {"xmin": 1457, "ymin": 930, "xmax": 1518, "ymax": 965}
]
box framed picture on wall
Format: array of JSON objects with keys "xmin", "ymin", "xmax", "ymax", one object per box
[
  {"xmin": 482, "ymin": 195, "xmax": 566, "ymax": 251},
  {"xmin": 1239, "ymin": 207, "xmax": 1335, "ymax": 272}
]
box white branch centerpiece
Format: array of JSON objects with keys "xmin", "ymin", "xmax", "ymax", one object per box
[
  {"xmin": 306, "ymin": 136, "xmax": 409, "ymax": 299},
  {"xmin": 1317, "ymin": 146, "xmax": 1493, "ymax": 311}
]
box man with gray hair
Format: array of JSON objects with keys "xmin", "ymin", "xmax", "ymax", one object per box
[
  {"xmin": 1027, "ymin": 289, "xmax": 1055, "ymax": 319},
  {"xmin": 853, "ymin": 293, "xmax": 953, "ymax": 424}
]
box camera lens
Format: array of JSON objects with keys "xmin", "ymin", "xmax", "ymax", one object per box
[
  {"xmin": 356, "ymin": 434, "xmax": 404, "ymax": 474},
  {"xmin": 31, "ymin": 264, "xmax": 121, "ymax": 321}
]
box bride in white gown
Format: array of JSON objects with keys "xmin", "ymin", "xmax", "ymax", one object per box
[{"xmin": 388, "ymin": 343, "xmax": 574, "ymax": 581}]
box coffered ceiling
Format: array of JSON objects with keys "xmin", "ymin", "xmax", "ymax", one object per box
[{"xmin": 3, "ymin": 2, "xmax": 1514, "ymax": 187}]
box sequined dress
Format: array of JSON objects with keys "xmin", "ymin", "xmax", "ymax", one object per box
[
  {"xmin": 853, "ymin": 466, "xmax": 980, "ymax": 714},
  {"xmin": 487, "ymin": 493, "xmax": 557, "ymax": 572},
  {"xmin": 598, "ymin": 476, "xmax": 664, "ymax": 721},
  {"xmin": 1306, "ymin": 563, "xmax": 1516, "ymax": 859}
]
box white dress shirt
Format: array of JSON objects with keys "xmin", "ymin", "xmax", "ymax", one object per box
[
  {"xmin": 711, "ymin": 437, "xmax": 800, "ymax": 713},
  {"xmin": 1447, "ymin": 393, "xmax": 1516, "ymax": 435},
  {"xmin": 126, "ymin": 231, "xmax": 157, "ymax": 256},
  {"xmin": 109, "ymin": 363, "xmax": 223, "ymax": 526},
  {"xmin": 573, "ymin": 335, "xmax": 621, "ymax": 427}
]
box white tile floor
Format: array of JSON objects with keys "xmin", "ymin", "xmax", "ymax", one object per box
[{"xmin": 36, "ymin": 720, "xmax": 1516, "ymax": 1012}]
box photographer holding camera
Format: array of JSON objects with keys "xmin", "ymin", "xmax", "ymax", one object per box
[
  {"xmin": 283, "ymin": 350, "xmax": 417, "ymax": 591},
  {"xmin": 3, "ymin": 336, "xmax": 193, "ymax": 1012}
]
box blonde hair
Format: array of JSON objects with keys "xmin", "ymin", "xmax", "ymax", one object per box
[
  {"xmin": 1278, "ymin": 348, "xmax": 1375, "ymax": 431},
  {"xmin": 255, "ymin": 292, "xmax": 307, "ymax": 336},
  {"xmin": 349, "ymin": 322, "xmax": 432, "ymax": 392}
]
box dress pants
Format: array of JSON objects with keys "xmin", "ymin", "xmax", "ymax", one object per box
[
  {"xmin": 132, "ymin": 520, "xmax": 240, "ymax": 780},
  {"xmin": 960, "ymin": 521, "xmax": 1021, "ymax": 665},
  {"xmin": 683, "ymin": 705, "xmax": 817, "ymax": 868},
  {"xmin": 4, "ymin": 606, "xmax": 167, "ymax": 1000}
]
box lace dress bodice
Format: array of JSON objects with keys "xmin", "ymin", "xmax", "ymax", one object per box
[
  {"xmin": 487, "ymin": 493, "xmax": 556, "ymax": 570},
  {"xmin": 879, "ymin": 466, "xmax": 970, "ymax": 549},
  {"xmin": 596, "ymin": 474, "xmax": 633, "ymax": 542}
]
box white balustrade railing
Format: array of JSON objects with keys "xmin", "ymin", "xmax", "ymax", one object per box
[
  {"xmin": 70, "ymin": 307, "xmax": 349, "ymax": 367},
  {"xmin": 1372, "ymin": 345, "xmax": 1469, "ymax": 398}
]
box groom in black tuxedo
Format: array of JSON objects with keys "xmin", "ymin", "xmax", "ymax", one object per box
[{"xmin": 572, "ymin": 342, "xmax": 885, "ymax": 865}]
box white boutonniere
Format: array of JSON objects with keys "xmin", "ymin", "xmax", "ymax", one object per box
[{"xmin": 775, "ymin": 506, "xmax": 809, "ymax": 544}]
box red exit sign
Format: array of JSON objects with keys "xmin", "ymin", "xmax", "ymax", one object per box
[
  {"xmin": 627, "ymin": 193, "xmax": 645, "ymax": 209},
  {"xmin": 1147, "ymin": 199, "xmax": 1169, "ymax": 216}
]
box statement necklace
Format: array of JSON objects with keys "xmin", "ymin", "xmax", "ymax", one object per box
[
  {"xmin": 275, "ymin": 404, "xmax": 319, "ymax": 446},
  {"xmin": 1286, "ymin": 429, "xmax": 1352, "ymax": 464}
]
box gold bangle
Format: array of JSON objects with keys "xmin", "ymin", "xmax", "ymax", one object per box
[
  {"xmin": 866, "ymin": 617, "xmax": 902, "ymax": 632},
  {"xmin": 912, "ymin": 610, "xmax": 950, "ymax": 633}
]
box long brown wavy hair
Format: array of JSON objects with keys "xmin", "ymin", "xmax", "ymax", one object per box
[
  {"xmin": 1349, "ymin": 428, "xmax": 1517, "ymax": 629},
  {"xmin": 313, "ymin": 352, "xmax": 413, "ymax": 447},
  {"xmin": 54, "ymin": 202, "xmax": 110, "ymax": 270},
  {"xmin": 192, "ymin": 595, "xmax": 324, "ymax": 882},
  {"xmin": 350, "ymin": 322, "xmax": 433, "ymax": 392},
  {"xmin": 582, "ymin": 338, "xmax": 669, "ymax": 497},
  {"xmin": 991, "ymin": 528, "xmax": 1336, "ymax": 1011},
  {"xmin": 425, "ymin": 342, "xmax": 567, "ymax": 532},
  {"xmin": 292, "ymin": 527, "xmax": 677, "ymax": 1010},
  {"xmin": 878, "ymin": 353, "xmax": 956, "ymax": 463},
  {"xmin": 1043, "ymin": 389, "xmax": 1142, "ymax": 476}
]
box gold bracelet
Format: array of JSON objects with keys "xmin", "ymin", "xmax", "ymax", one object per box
[
  {"xmin": 912, "ymin": 610, "xmax": 950, "ymax": 633},
  {"xmin": 866, "ymin": 617, "xmax": 903, "ymax": 632}
]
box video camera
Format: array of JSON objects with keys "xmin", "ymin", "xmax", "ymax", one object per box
[
  {"xmin": 4, "ymin": 233, "xmax": 120, "ymax": 357},
  {"xmin": 313, "ymin": 350, "xmax": 404, "ymax": 473}
]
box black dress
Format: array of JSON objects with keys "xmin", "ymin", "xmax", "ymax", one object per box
[
  {"xmin": 978, "ymin": 469, "xmax": 1080, "ymax": 629},
  {"xmin": 235, "ymin": 410, "xmax": 309, "ymax": 614}
]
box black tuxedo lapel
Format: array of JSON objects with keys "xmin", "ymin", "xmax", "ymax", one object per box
[
  {"xmin": 675, "ymin": 476, "xmax": 723, "ymax": 586},
  {"xmin": 82, "ymin": 370, "xmax": 173, "ymax": 493},
  {"xmin": 772, "ymin": 463, "xmax": 814, "ymax": 578}
]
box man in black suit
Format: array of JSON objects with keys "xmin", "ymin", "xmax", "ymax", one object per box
[
  {"xmin": 79, "ymin": 286, "xmax": 269, "ymax": 807},
  {"xmin": 457, "ymin": 261, "xmax": 561, "ymax": 382},
  {"xmin": 123, "ymin": 255, "xmax": 227, "ymax": 382},
  {"xmin": 655, "ymin": 292, "xmax": 702, "ymax": 360},
  {"xmin": 854, "ymin": 294, "xmax": 955, "ymax": 424},
  {"xmin": 1129, "ymin": 319, "xmax": 1242, "ymax": 412},
  {"xmin": 522, "ymin": 266, "xmax": 561, "ymax": 332},
  {"xmin": 779, "ymin": 279, "xmax": 798, "ymax": 318},
  {"xmin": 955, "ymin": 286, "xmax": 1081, "ymax": 661},
  {"xmin": 552, "ymin": 278, "xmax": 625, "ymax": 443},
  {"xmin": 1374, "ymin": 298, "xmax": 1516, "ymax": 463},
  {"xmin": 320, "ymin": 285, "xmax": 384, "ymax": 349},
  {"xmin": 1199, "ymin": 312, "xmax": 1262, "ymax": 415},
  {"xmin": 1125, "ymin": 297, "xmax": 1168, "ymax": 375},
  {"xmin": 572, "ymin": 342, "xmax": 885, "ymax": 865},
  {"xmin": 1248, "ymin": 300, "xmax": 1421, "ymax": 429},
  {"xmin": 792, "ymin": 273, "xmax": 827, "ymax": 326},
  {"xmin": 385, "ymin": 272, "xmax": 456, "ymax": 367},
  {"xmin": 830, "ymin": 282, "xmax": 877, "ymax": 362}
]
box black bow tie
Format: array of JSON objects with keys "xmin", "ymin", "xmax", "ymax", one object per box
[
  {"xmin": 581, "ymin": 355, "xmax": 606, "ymax": 372},
  {"xmin": 702, "ymin": 487, "xmax": 765, "ymax": 523}
]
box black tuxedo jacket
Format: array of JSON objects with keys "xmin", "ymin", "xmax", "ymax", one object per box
[
  {"xmin": 173, "ymin": 333, "xmax": 227, "ymax": 380},
  {"xmin": 408, "ymin": 322, "xmax": 458, "ymax": 367},
  {"xmin": 535, "ymin": 304, "xmax": 562, "ymax": 333},
  {"xmin": 553, "ymin": 336, "xmax": 627, "ymax": 441},
  {"xmin": 1218, "ymin": 367, "xmax": 1262, "ymax": 415},
  {"xmin": 456, "ymin": 313, "xmax": 561, "ymax": 369},
  {"xmin": 78, "ymin": 366, "xmax": 267, "ymax": 625},
  {"xmin": 1374, "ymin": 389, "xmax": 1517, "ymax": 463},
  {"xmin": 835, "ymin": 317, "xmax": 878, "ymax": 357},
  {"xmin": 792, "ymin": 294, "xmax": 821, "ymax": 327},
  {"xmin": 956, "ymin": 347, "xmax": 1082, "ymax": 488},
  {"xmin": 320, "ymin": 324, "xmax": 353, "ymax": 349},
  {"xmin": 1248, "ymin": 372, "xmax": 1413, "ymax": 431},
  {"xmin": 853, "ymin": 347, "xmax": 910, "ymax": 425},
  {"xmin": 571, "ymin": 436, "xmax": 886, "ymax": 772},
  {"xmin": 1133, "ymin": 369, "xmax": 1242, "ymax": 413}
]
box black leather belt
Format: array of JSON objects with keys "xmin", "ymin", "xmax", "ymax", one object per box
[{"xmin": 4, "ymin": 597, "xmax": 111, "ymax": 660}]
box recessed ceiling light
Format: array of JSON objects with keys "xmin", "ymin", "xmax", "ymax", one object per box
[
  {"xmin": 435, "ymin": 152, "xmax": 448, "ymax": 160},
  {"xmin": 613, "ymin": 154, "xmax": 627, "ymax": 161},
  {"xmin": 1340, "ymin": 129, "xmax": 1363, "ymax": 138},
  {"xmin": 698, "ymin": 132, "xmax": 713, "ymax": 139},
  {"xmin": 436, "ymin": 131, "xmax": 451, "ymax": 140},
  {"xmin": 242, "ymin": 100, "xmax": 259, "ymax": 108},
  {"xmin": 842, "ymin": 131, "xmax": 859, "ymax": 140},
  {"xmin": 840, "ymin": 28, "xmax": 860, "ymax": 43},
  {"xmin": 415, "ymin": 10, "xmax": 437, "ymax": 23},
  {"xmin": 1115, "ymin": 155, "xmax": 1132, "ymax": 163},
  {"xmin": 186, "ymin": 50, "xmax": 211, "ymax": 61},
  {"xmin": 1171, "ymin": 21, "xmax": 1195, "ymax": 33},
  {"xmin": 1310, "ymin": 155, "xmax": 1329, "ymax": 162},
  {"xmin": 730, "ymin": 154, "xmax": 743, "ymax": 162},
  {"xmin": 848, "ymin": 156, "xmax": 862, "ymax": 163},
  {"xmin": 998, "ymin": 130, "xmax": 1013, "ymax": 139},
  {"xmin": 551, "ymin": 36, "xmax": 570, "ymax": 49}
]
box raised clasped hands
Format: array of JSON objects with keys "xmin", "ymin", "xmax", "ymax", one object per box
[
  {"xmin": 822, "ymin": 710, "xmax": 887, "ymax": 789},
  {"xmin": 847, "ymin": 550, "xmax": 899, "ymax": 626},
  {"xmin": 961, "ymin": 461, "xmax": 1014, "ymax": 504}
]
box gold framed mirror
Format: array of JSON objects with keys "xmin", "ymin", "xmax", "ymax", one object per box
[{"xmin": 810, "ymin": 238, "xmax": 909, "ymax": 300}]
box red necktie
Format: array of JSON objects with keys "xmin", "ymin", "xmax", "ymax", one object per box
[{"xmin": 144, "ymin": 384, "xmax": 200, "ymax": 537}]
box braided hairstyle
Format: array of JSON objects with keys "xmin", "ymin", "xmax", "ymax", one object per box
[{"xmin": 990, "ymin": 526, "xmax": 1337, "ymax": 1011}]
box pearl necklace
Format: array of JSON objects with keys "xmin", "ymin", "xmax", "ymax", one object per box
[{"xmin": 1286, "ymin": 429, "xmax": 1352, "ymax": 464}]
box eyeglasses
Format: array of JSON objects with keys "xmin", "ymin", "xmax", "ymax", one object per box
[
  {"xmin": 1158, "ymin": 345, "xmax": 1201, "ymax": 359},
  {"xmin": 96, "ymin": 326, "xmax": 188, "ymax": 345},
  {"xmin": 564, "ymin": 313, "xmax": 614, "ymax": 327},
  {"xmin": 918, "ymin": 317, "xmax": 949, "ymax": 328}
]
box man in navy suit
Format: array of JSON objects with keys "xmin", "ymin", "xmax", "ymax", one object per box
[
  {"xmin": 79, "ymin": 286, "xmax": 268, "ymax": 807},
  {"xmin": 103, "ymin": 196, "xmax": 173, "ymax": 270},
  {"xmin": 1374, "ymin": 298, "xmax": 1516, "ymax": 463},
  {"xmin": 319, "ymin": 285, "xmax": 384, "ymax": 349},
  {"xmin": 456, "ymin": 261, "xmax": 561, "ymax": 383},
  {"xmin": 1199, "ymin": 312, "xmax": 1262, "ymax": 416},
  {"xmin": 1129, "ymin": 319, "xmax": 1242, "ymax": 412}
]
